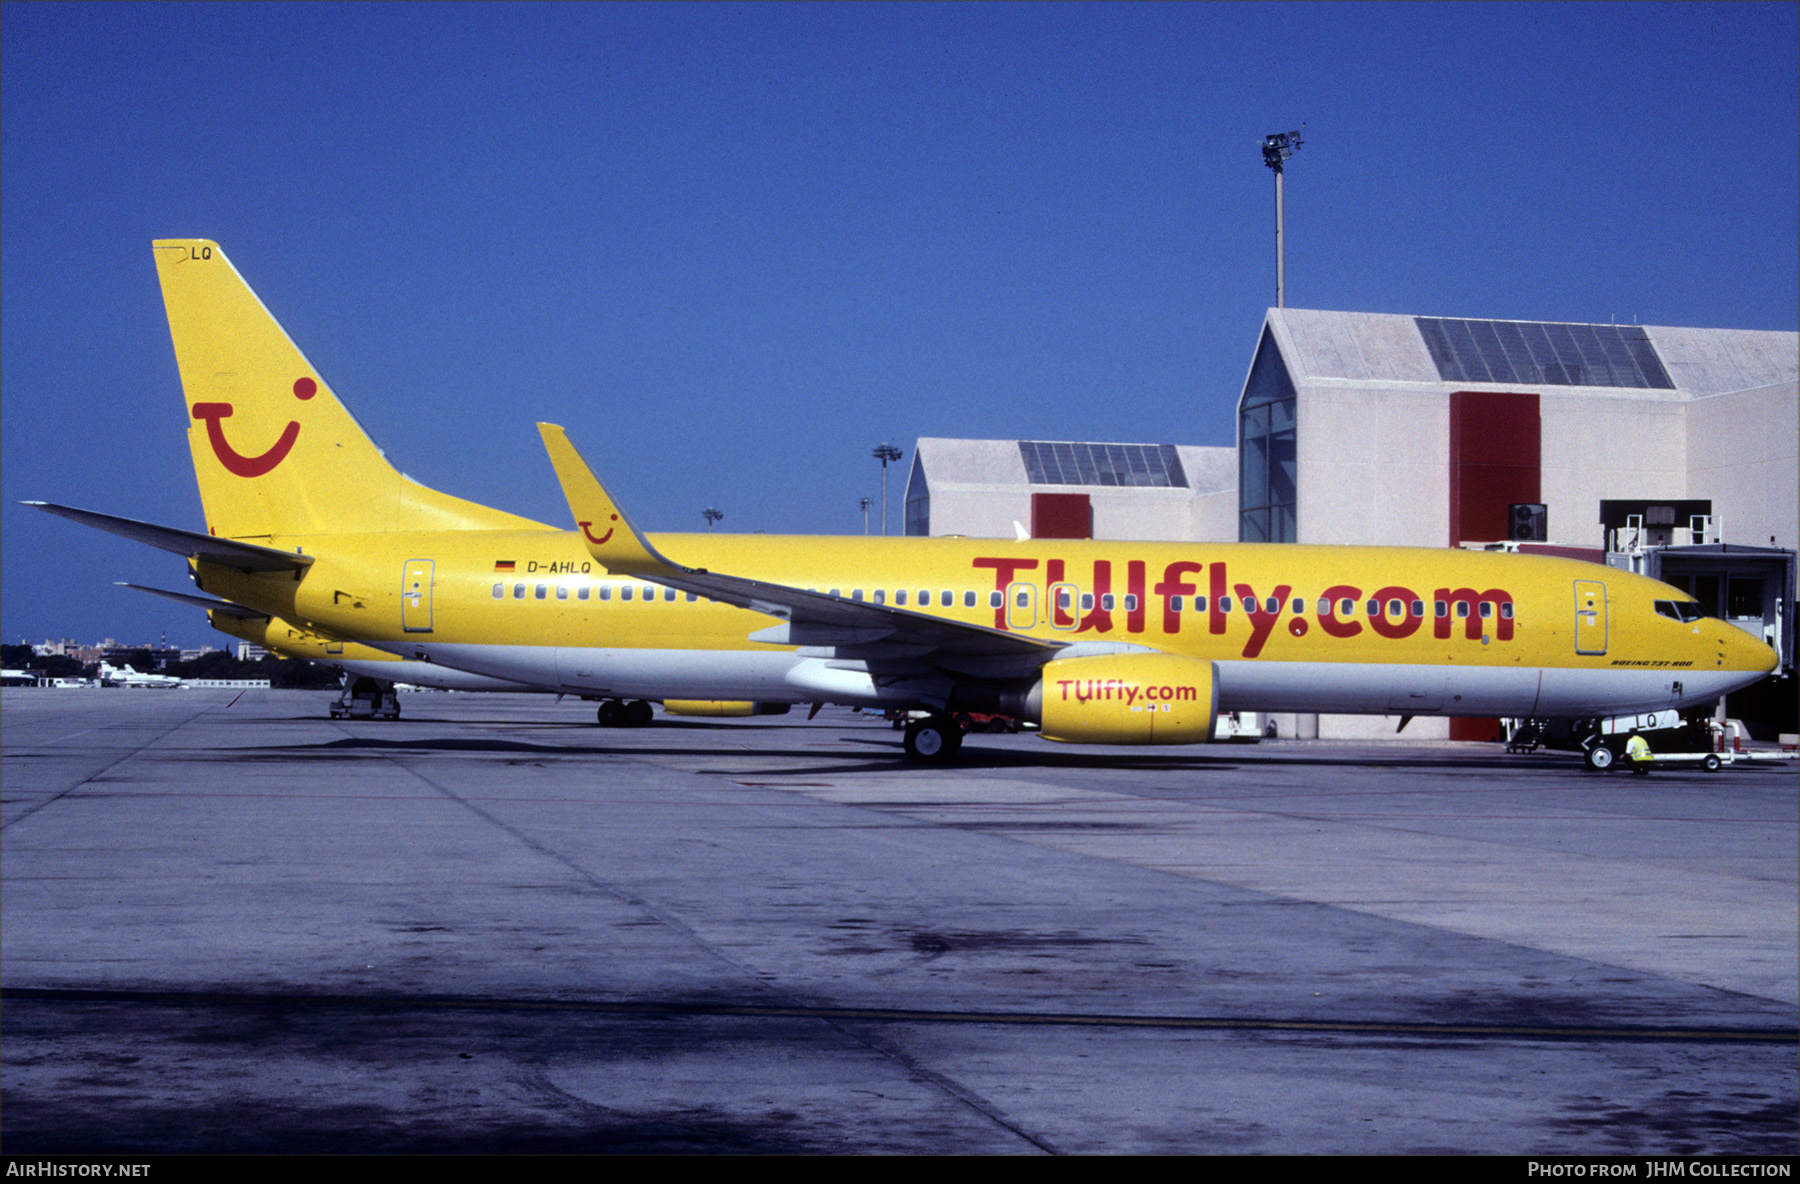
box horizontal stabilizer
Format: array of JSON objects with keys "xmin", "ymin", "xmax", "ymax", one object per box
[
  {"xmin": 116, "ymin": 582, "xmax": 270, "ymax": 619},
  {"xmin": 25, "ymin": 502, "xmax": 313, "ymax": 572}
]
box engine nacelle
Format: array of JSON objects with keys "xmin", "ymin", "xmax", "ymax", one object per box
[{"xmin": 1035, "ymin": 653, "xmax": 1219, "ymax": 745}]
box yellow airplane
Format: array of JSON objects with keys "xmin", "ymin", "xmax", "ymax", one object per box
[{"xmin": 29, "ymin": 240, "xmax": 1780, "ymax": 764}]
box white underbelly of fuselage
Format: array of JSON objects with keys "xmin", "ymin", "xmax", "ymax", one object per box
[{"xmin": 404, "ymin": 643, "xmax": 1743, "ymax": 719}]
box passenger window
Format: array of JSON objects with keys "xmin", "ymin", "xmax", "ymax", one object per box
[
  {"xmin": 989, "ymin": 591, "xmax": 1002, "ymax": 608},
  {"xmin": 1435, "ymin": 600, "xmax": 1447, "ymax": 617},
  {"xmin": 829, "ymin": 589, "xmax": 841, "ymax": 598},
  {"xmin": 1501, "ymin": 602, "xmax": 1513, "ymax": 619},
  {"xmin": 1339, "ymin": 599, "xmax": 1354, "ymax": 616},
  {"xmin": 1194, "ymin": 597, "xmax": 1207, "ymax": 612},
  {"xmin": 492, "ymin": 583, "xmax": 504, "ymax": 599},
  {"xmin": 686, "ymin": 592, "xmax": 697, "ymax": 602},
  {"xmin": 1101, "ymin": 594, "xmax": 1116, "ymax": 611},
  {"xmin": 1081, "ymin": 593, "xmax": 1095, "ymax": 611},
  {"xmin": 514, "ymin": 584, "xmax": 526, "ymax": 599},
  {"xmin": 535, "ymin": 584, "xmax": 547, "ymax": 599},
  {"xmin": 599, "ymin": 585, "xmax": 612, "ymax": 601},
  {"xmin": 964, "ymin": 591, "xmax": 976, "ymax": 608},
  {"xmin": 895, "ymin": 590, "xmax": 906, "ymax": 606},
  {"xmin": 578, "ymin": 586, "xmax": 589, "ymax": 601},
  {"xmin": 873, "ymin": 590, "xmax": 885, "ymax": 605},
  {"xmin": 853, "ymin": 590, "xmax": 864, "ymax": 602},
  {"xmin": 1479, "ymin": 602, "xmax": 1493, "ymax": 618},
  {"xmin": 1265, "ymin": 597, "xmax": 1279, "ymax": 614},
  {"xmin": 1170, "ymin": 595, "xmax": 1183, "ymax": 612},
  {"xmin": 557, "ymin": 585, "xmax": 568, "ymax": 600},
  {"xmin": 1387, "ymin": 599, "xmax": 1402, "ymax": 617},
  {"xmin": 621, "ymin": 586, "xmax": 632, "ymax": 601},
  {"xmin": 1220, "ymin": 597, "xmax": 1233, "ymax": 613},
  {"xmin": 1456, "ymin": 602, "xmax": 1470, "ymax": 618},
  {"xmin": 1365, "ymin": 600, "xmax": 1379, "ymax": 617},
  {"xmin": 1410, "ymin": 600, "xmax": 1424, "ymax": 617},
  {"xmin": 1291, "ymin": 599, "xmax": 1304, "ymax": 615},
  {"xmin": 1124, "ymin": 594, "xmax": 1138, "ymax": 611},
  {"xmin": 942, "ymin": 590, "xmax": 954, "ymax": 607}
]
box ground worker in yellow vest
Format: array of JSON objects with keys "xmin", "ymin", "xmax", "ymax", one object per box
[{"xmin": 1625, "ymin": 729, "xmax": 1654, "ymax": 774}]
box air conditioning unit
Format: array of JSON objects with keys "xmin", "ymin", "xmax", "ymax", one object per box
[{"xmin": 1508, "ymin": 503, "xmax": 1548, "ymax": 542}]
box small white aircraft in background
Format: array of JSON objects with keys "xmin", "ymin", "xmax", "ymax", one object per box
[{"xmin": 99, "ymin": 661, "xmax": 184, "ymax": 689}]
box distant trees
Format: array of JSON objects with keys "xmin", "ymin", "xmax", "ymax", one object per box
[{"xmin": 2, "ymin": 644, "xmax": 91, "ymax": 680}]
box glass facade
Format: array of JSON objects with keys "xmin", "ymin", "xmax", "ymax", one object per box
[{"xmin": 1239, "ymin": 329, "xmax": 1297, "ymax": 542}]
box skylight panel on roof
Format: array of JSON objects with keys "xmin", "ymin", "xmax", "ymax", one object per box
[
  {"xmin": 1019, "ymin": 441, "xmax": 1187, "ymax": 488},
  {"xmin": 1415, "ymin": 318, "xmax": 1674, "ymax": 389}
]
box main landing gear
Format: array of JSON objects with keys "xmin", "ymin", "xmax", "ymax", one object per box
[
  {"xmin": 902, "ymin": 714, "xmax": 964, "ymax": 764},
  {"xmin": 596, "ymin": 698, "xmax": 654, "ymax": 728}
]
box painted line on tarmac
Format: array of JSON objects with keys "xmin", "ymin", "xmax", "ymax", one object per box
[{"xmin": 5, "ymin": 987, "xmax": 1791, "ymax": 1045}]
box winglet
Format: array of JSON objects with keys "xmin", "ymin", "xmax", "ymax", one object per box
[{"xmin": 537, "ymin": 424, "xmax": 674, "ymax": 575}]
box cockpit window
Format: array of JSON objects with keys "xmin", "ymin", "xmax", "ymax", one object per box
[{"xmin": 1654, "ymin": 599, "xmax": 1706, "ymax": 622}]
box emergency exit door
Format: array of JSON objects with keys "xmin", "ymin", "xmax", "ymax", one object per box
[
  {"xmin": 402, "ymin": 559, "xmax": 435, "ymax": 633},
  {"xmin": 1574, "ymin": 579, "xmax": 1607, "ymax": 655}
]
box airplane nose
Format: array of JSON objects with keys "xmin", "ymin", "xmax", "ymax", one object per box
[{"xmin": 1725, "ymin": 623, "xmax": 1779, "ymax": 675}]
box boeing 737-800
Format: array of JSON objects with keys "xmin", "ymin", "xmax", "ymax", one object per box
[{"xmin": 29, "ymin": 240, "xmax": 1779, "ymax": 762}]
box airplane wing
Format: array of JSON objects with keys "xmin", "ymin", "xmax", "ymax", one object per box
[
  {"xmin": 537, "ymin": 424, "xmax": 1061, "ymax": 663},
  {"xmin": 25, "ymin": 502, "xmax": 313, "ymax": 573},
  {"xmin": 117, "ymin": 582, "xmax": 271, "ymax": 619}
]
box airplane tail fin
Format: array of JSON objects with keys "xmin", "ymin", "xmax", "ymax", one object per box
[{"xmin": 152, "ymin": 240, "xmax": 542, "ymax": 540}]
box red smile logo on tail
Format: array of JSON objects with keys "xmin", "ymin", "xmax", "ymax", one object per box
[
  {"xmin": 192, "ymin": 377, "xmax": 316, "ymax": 477},
  {"xmin": 579, "ymin": 514, "xmax": 618, "ymax": 546}
]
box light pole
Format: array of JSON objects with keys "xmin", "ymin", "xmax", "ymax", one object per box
[
  {"xmin": 702, "ymin": 507, "xmax": 722, "ymax": 532},
  {"xmin": 871, "ymin": 443, "xmax": 903, "ymax": 536},
  {"xmin": 1261, "ymin": 127, "xmax": 1303, "ymax": 308},
  {"xmin": 859, "ymin": 497, "xmax": 873, "ymax": 535}
]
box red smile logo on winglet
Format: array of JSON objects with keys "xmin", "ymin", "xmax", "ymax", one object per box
[
  {"xmin": 579, "ymin": 514, "xmax": 618, "ymax": 546},
  {"xmin": 192, "ymin": 377, "xmax": 316, "ymax": 477}
]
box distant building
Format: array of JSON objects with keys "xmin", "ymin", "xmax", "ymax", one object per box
[{"xmin": 904, "ymin": 439, "xmax": 1237, "ymax": 542}]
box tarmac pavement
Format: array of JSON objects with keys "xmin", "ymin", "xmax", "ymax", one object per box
[{"xmin": 3, "ymin": 688, "xmax": 1794, "ymax": 1154}]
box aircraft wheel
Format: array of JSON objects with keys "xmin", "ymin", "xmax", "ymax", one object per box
[
  {"xmin": 625, "ymin": 699, "xmax": 654, "ymax": 727},
  {"xmin": 1702, "ymin": 753, "xmax": 1722, "ymax": 772},
  {"xmin": 1583, "ymin": 743, "xmax": 1616, "ymax": 772},
  {"xmin": 903, "ymin": 715, "xmax": 963, "ymax": 764},
  {"xmin": 596, "ymin": 699, "xmax": 624, "ymax": 727}
]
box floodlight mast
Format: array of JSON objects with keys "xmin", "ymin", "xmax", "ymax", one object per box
[
  {"xmin": 871, "ymin": 443, "xmax": 903, "ymax": 536},
  {"xmin": 1262, "ymin": 128, "xmax": 1303, "ymax": 308}
]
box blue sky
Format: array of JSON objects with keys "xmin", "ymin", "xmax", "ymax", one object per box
[{"xmin": 4, "ymin": 2, "xmax": 1796, "ymax": 649}]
